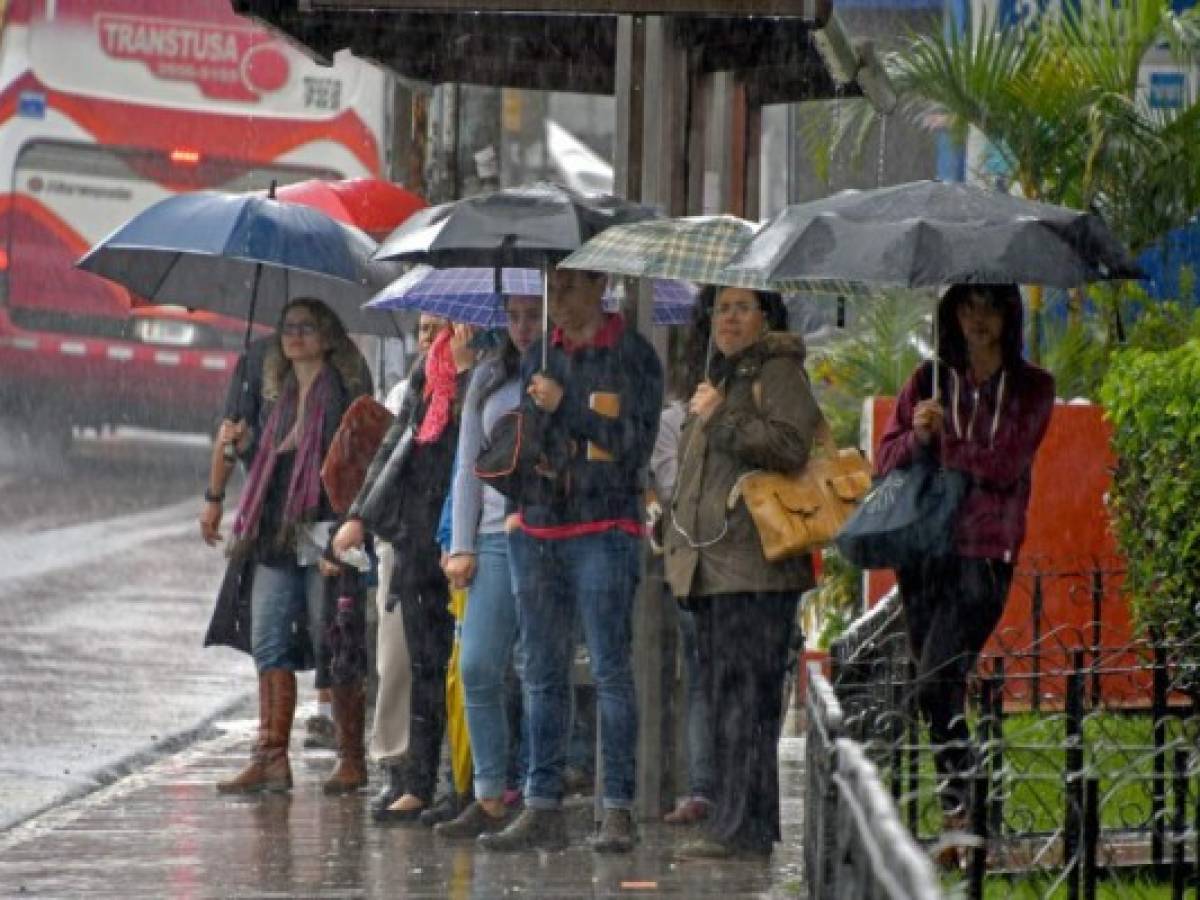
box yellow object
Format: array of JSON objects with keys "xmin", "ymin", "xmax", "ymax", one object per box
[{"xmin": 446, "ymin": 588, "xmax": 472, "ymax": 796}]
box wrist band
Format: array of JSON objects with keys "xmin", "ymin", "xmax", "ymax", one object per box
[{"xmin": 204, "ymin": 488, "xmax": 225, "ymax": 503}]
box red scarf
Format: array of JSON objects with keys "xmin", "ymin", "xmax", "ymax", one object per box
[{"xmin": 416, "ymin": 328, "xmax": 458, "ymax": 444}]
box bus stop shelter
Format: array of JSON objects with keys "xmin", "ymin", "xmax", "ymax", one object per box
[{"xmin": 232, "ymin": 0, "xmax": 876, "ymax": 817}]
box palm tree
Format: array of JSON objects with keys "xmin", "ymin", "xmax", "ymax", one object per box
[{"xmin": 827, "ymin": 0, "xmax": 1200, "ymax": 356}]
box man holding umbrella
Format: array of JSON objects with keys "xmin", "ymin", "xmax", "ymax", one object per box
[{"xmin": 479, "ymin": 266, "xmax": 663, "ymax": 854}]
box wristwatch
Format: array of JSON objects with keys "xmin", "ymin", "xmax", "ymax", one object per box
[{"xmin": 204, "ymin": 488, "xmax": 225, "ymax": 503}]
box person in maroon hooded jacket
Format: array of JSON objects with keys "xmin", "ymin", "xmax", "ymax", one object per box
[{"xmin": 875, "ymin": 283, "xmax": 1054, "ymax": 866}]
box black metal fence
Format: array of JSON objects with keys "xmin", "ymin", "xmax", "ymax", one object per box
[{"xmin": 813, "ymin": 569, "xmax": 1200, "ymax": 900}]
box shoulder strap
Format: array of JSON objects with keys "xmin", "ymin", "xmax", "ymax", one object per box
[{"xmin": 750, "ymin": 375, "xmax": 836, "ymax": 457}]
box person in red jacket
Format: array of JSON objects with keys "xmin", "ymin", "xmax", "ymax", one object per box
[{"xmin": 875, "ymin": 283, "xmax": 1054, "ymax": 866}]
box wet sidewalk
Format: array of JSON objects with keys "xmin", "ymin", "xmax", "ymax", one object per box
[{"xmin": 0, "ymin": 709, "xmax": 808, "ymax": 899}]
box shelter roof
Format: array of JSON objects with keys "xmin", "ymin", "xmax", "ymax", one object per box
[{"xmin": 232, "ymin": 0, "xmax": 843, "ymax": 100}]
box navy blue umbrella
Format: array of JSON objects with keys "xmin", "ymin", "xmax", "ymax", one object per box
[{"xmin": 76, "ymin": 191, "xmax": 402, "ymax": 337}]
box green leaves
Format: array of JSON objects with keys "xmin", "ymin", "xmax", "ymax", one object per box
[{"xmin": 1099, "ymin": 340, "xmax": 1200, "ymax": 646}]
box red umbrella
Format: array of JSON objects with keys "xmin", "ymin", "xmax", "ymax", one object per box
[{"xmin": 274, "ymin": 178, "xmax": 427, "ymax": 240}]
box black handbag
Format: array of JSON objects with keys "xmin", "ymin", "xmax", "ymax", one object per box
[
  {"xmin": 833, "ymin": 458, "xmax": 968, "ymax": 570},
  {"xmin": 474, "ymin": 399, "xmax": 568, "ymax": 503}
]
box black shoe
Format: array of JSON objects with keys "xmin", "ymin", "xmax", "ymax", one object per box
[
  {"xmin": 433, "ymin": 801, "xmax": 514, "ymax": 839},
  {"xmin": 369, "ymin": 765, "xmax": 405, "ymax": 818},
  {"xmin": 477, "ymin": 807, "xmax": 568, "ymax": 853},
  {"xmin": 589, "ymin": 808, "xmax": 636, "ymax": 854},
  {"xmin": 418, "ymin": 792, "xmax": 466, "ymax": 827},
  {"xmin": 372, "ymin": 801, "xmax": 426, "ymax": 825}
]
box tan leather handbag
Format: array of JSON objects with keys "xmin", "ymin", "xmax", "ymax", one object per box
[{"xmin": 728, "ymin": 420, "xmax": 872, "ymax": 562}]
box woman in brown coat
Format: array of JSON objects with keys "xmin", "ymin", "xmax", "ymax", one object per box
[{"xmin": 665, "ymin": 285, "xmax": 822, "ymax": 859}]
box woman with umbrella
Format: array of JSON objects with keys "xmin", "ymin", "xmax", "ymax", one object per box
[
  {"xmin": 433, "ymin": 292, "xmax": 541, "ymax": 838},
  {"xmin": 874, "ymin": 283, "xmax": 1054, "ymax": 868},
  {"xmin": 664, "ymin": 285, "xmax": 822, "ymax": 860},
  {"xmin": 208, "ymin": 298, "xmax": 370, "ymax": 794}
]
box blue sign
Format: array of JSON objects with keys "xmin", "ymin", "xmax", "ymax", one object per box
[
  {"xmin": 18, "ymin": 91, "xmax": 46, "ymax": 119},
  {"xmin": 1149, "ymin": 72, "xmax": 1186, "ymax": 109}
]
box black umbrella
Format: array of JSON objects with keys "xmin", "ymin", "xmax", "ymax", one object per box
[
  {"xmin": 374, "ymin": 182, "xmax": 657, "ymax": 269},
  {"xmin": 722, "ymin": 180, "xmax": 1141, "ymax": 291},
  {"xmin": 374, "ymin": 182, "xmax": 656, "ymax": 367}
]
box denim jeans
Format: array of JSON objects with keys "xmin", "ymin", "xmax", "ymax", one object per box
[
  {"xmin": 509, "ymin": 528, "xmax": 640, "ymax": 810},
  {"xmin": 250, "ymin": 560, "xmax": 324, "ymax": 674},
  {"xmin": 676, "ymin": 604, "xmax": 715, "ymax": 800},
  {"xmin": 460, "ymin": 532, "xmax": 523, "ymax": 799}
]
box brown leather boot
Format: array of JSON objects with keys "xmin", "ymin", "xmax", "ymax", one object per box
[
  {"xmin": 217, "ymin": 669, "xmax": 296, "ymax": 794},
  {"xmin": 323, "ymin": 681, "xmax": 368, "ymax": 794}
]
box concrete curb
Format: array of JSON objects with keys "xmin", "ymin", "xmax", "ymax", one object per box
[{"xmin": 0, "ymin": 689, "xmax": 255, "ymax": 835}]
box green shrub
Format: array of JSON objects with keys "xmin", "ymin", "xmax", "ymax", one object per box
[{"xmin": 1099, "ymin": 339, "xmax": 1200, "ymax": 683}]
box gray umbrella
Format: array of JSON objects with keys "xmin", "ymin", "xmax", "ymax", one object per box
[{"xmin": 722, "ymin": 180, "xmax": 1141, "ymax": 291}]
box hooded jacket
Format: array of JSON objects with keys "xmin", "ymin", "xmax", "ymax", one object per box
[
  {"xmin": 665, "ymin": 332, "xmax": 822, "ymax": 599},
  {"xmin": 875, "ymin": 289, "xmax": 1055, "ymax": 562}
]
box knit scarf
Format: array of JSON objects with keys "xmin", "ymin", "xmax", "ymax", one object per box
[
  {"xmin": 416, "ymin": 328, "xmax": 458, "ymax": 444},
  {"xmin": 232, "ymin": 365, "xmax": 333, "ymax": 549}
]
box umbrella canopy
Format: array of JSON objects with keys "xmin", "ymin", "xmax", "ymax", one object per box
[
  {"xmin": 558, "ymin": 214, "xmax": 770, "ymax": 289},
  {"xmin": 374, "ymin": 182, "xmax": 657, "ymax": 268},
  {"xmin": 367, "ymin": 266, "xmax": 698, "ymax": 328},
  {"xmin": 273, "ymin": 178, "xmax": 427, "ymax": 241},
  {"xmin": 722, "ymin": 180, "xmax": 1141, "ymax": 292},
  {"xmin": 77, "ymin": 191, "xmax": 403, "ymax": 337}
]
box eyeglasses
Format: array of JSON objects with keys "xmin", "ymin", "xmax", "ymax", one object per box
[
  {"xmin": 713, "ymin": 301, "xmax": 760, "ymax": 319},
  {"xmin": 281, "ymin": 322, "xmax": 319, "ymax": 337}
]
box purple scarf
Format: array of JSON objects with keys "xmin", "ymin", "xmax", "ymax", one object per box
[{"xmin": 233, "ymin": 365, "xmax": 333, "ymax": 547}]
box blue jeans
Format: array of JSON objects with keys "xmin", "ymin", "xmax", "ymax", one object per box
[
  {"xmin": 676, "ymin": 604, "xmax": 715, "ymax": 800},
  {"xmin": 460, "ymin": 532, "xmax": 523, "ymax": 799},
  {"xmin": 250, "ymin": 561, "xmax": 324, "ymax": 673},
  {"xmin": 509, "ymin": 528, "xmax": 639, "ymax": 810}
]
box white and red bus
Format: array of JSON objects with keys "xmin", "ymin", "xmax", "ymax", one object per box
[{"xmin": 0, "ymin": 0, "xmax": 390, "ymax": 445}]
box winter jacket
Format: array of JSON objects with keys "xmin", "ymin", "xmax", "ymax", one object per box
[
  {"xmin": 875, "ymin": 359, "xmax": 1055, "ymax": 562},
  {"xmin": 517, "ymin": 314, "xmax": 664, "ymax": 531},
  {"xmin": 665, "ymin": 332, "xmax": 822, "ymax": 599}
]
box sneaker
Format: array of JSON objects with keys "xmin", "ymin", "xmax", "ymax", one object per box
[
  {"xmin": 477, "ymin": 807, "xmax": 568, "ymax": 853},
  {"xmin": 302, "ymin": 714, "xmax": 336, "ymax": 750},
  {"xmin": 433, "ymin": 801, "xmax": 513, "ymax": 839},
  {"xmin": 589, "ymin": 808, "xmax": 637, "ymax": 854},
  {"xmin": 663, "ymin": 797, "xmax": 711, "ymax": 825},
  {"xmin": 418, "ymin": 792, "xmax": 466, "ymax": 827}
]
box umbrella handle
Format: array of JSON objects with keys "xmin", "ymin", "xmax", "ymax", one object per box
[{"xmin": 541, "ymin": 263, "xmax": 549, "ymax": 372}]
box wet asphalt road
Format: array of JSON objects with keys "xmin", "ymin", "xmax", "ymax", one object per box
[{"xmin": 0, "ymin": 428, "xmax": 258, "ymax": 830}]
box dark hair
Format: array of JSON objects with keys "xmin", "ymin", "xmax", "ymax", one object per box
[
  {"xmin": 935, "ymin": 283, "xmax": 1025, "ymax": 372},
  {"xmin": 474, "ymin": 294, "xmax": 530, "ymax": 409},
  {"xmin": 682, "ymin": 285, "xmax": 789, "ymax": 390}
]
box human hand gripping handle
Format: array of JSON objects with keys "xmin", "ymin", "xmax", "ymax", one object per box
[
  {"xmin": 912, "ymin": 399, "xmax": 944, "ymax": 446},
  {"xmin": 528, "ymin": 373, "xmax": 564, "ymax": 413},
  {"xmin": 688, "ymin": 381, "xmax": 724, "ymax": 423}
]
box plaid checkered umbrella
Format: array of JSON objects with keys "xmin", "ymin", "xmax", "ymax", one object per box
[
  {"xmin": 558, "ymin": 215, "xmax": 778, "ymax": 288},
  {"xmin": 366, "ymin": 265, "xmax": 697, "ymax": 328}
]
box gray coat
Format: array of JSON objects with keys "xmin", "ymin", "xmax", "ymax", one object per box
[{"xmin": 664, "ymin": 332, "xmax": 821, "ymax": 599}]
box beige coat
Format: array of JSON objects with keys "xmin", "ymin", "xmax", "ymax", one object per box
[{"xmin": 664, "ymin": 332, "xmax": 821, "ymax": 599}]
